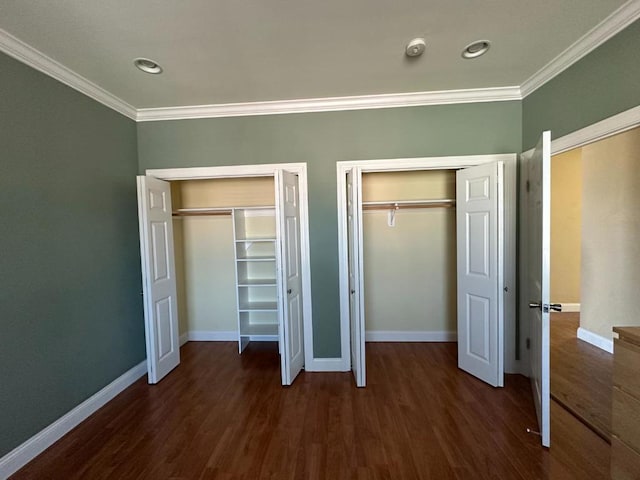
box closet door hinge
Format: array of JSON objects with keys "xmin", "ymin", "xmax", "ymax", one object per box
[
  {"xmin": 526, "ymin": 338, "xmax": 531, "ymax": 350},
  {"xmin": 526, "ymin": 180, "xmax": 530, "ymax": 193}
]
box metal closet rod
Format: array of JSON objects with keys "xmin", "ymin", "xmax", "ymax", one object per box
[
  {"xmin": 172, "ymin": 208, "xmax": 233, "ymax": 217},
  {"xmin": 172, "ymin": 205, "xmax": 275, "ymax": 217},
  {"xmin": 362, "ymin": 199, "xmax": 456, "ymax": 210}
]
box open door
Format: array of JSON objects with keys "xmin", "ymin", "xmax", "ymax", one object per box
[
  {"xmin": 136, "ymin": 175, "xmax": 180, "ymax": 384},
  {"xmin": 275, "ymin": 170, "xmax": 304, "ymax": 385},
  {"xmin": 456, "ymin": 162, "xmax": 504, "ymax": 387},
  {"xmin": 346, "ymin": 168, "xmax": 365, "ymax": 387},
  {"xmin": 527, "ymin": 131, "xmax": 552, "ymax": 447}
]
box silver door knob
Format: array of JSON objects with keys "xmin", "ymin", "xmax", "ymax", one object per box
[
  {"xmin": 529, "ymin": 302, "xmax": 541, "ymax": 310},
  {"xmin": 550, "ymin": 303, "xmax": 562, "ymax": 312}
]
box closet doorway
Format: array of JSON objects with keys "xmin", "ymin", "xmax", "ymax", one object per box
[
  {"xmin": 337, "ymin": 154, "xmax": 517, "ymax": 388},
  {"xmin": 137, "ymin": 163, "xmax": 313, "ymax": 387}
]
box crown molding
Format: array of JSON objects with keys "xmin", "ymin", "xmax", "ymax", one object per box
[
  {"xmin": 135, "ymin": 86, "xmax": 522, "ymax": 122},
  {"xmin": 521, "ymin": 0, "xmax": 640, "ymax": 98},
  {"xmin": 2, "ymin": 0, "xmax": 637, "ymax": 122},
  {"xmin": 0, "ymin": 27, "xmax": 137, "ymax": 120}
]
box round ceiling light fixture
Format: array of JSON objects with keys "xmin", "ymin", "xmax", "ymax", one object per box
[
  {"xmin": 461, "ymin": 40, "xmax": 491, "ymax": 59},
  {"xmin": 405, "ymin": 38, "xmax": 426, "ymax": 57},
  {"xmin": 133, "ymin": 57, "xmax": 163, "ymax": 74}
]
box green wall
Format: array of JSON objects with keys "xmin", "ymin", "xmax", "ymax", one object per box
[
  {"xmin": 138, "ymin": 102, "xmax": 522, "ymax": 357},
  {"xmin": 523, "ymin": 19, "xmax": 640, "ymax": 150},
  {"xmin": 0, "ymin": 52, "xmax": 144, "ymax": 457}
]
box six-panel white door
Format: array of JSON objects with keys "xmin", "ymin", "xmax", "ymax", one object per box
[
  {"xmin": 276, "ymin": 170, "xmax": 305, "ymax": 385},
  {"xmin": 346, "ymin": 168, "xmax": 365, "ymax": 387},
  {"xmin": 456, "ymin": 162, "xmax": 504, "ymax": 387},
  {"xmin": 527, "ymin": 131, "xmax": 552, "ymax": 447},
  {"xmin": 137, "ymin": 175, "xmax": 180, "ymax": 384}
]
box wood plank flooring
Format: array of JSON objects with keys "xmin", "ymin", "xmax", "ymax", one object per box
[
  {"xmin": 14, "ymin": 341, "xmax": 579, "ymax": 479},
  {"xmin": 549, "ymin": 399, "xmax": 610, "ymax": 479},
  {"xmin": 550, "ymin": 312, "xmax": 613, "ymax": 442}
]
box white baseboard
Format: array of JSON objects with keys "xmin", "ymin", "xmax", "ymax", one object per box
[
  {"xmin": 183, "ymin": 331, "xmax": 277, "ymax": 343},
  {"xmin": 365, "ymin": 330, "xmax": 457, "ymax": 342},
  {"xmin": 560, "ymin": 303, "xmax": 581, "ymax": 312},
  {"xmin": 0, "ymin": 360, "xmax": 147, "ymax": 479},
  {"xmin": 577, "ymin": 327, "xmax": 613, "ymax": 353},
  {"xmin": 305, "ymin": 357, "xmax": 348, "ymax": 372},
  {"xmin": 187, "ymin": 330, "xmax": 237, "ymax": 341},
  {"xmin": 245, "ymin": 335, "xmax": 279, "ymax": 342}
]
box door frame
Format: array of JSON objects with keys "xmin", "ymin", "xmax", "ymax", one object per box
[
  {"xmin": 144, "ymin": 162, "xmax": 315, "ymax": 371},
  {"xmin": 336, "ymin": 154, "xmax": 518, "ymax": 373},
  {"xmin": 518, "ymin": 105, "xmax": 640, "ymax": 372}
]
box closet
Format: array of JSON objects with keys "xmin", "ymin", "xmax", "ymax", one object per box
[
  {"xmin": 137, "ymin": 166, "xmax": 307, "ymax": 387},
  {"xmin": 339, "ymin": 154, "xmax": 516, "ymax": 389},
  {"xmin": 361, "ymin": 170, "xmax": 457, "ymax": 342},
  {"xmin": 171, "ymin": 177, "xmax": 279, "ymax": 352}
]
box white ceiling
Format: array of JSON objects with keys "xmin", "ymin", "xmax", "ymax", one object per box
[{"xmin": 0, "ymin": 0, "xmax": 631, "ymax": 109}]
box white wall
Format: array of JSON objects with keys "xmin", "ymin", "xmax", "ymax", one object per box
[
  {"xmin": 174, "ymin": 177, "xmax": 274, "ymax": 208},
  {"xmin": 551, "ymin": 148, "xmax": 582, "ymax": 304},
  {"xmin": 580, "ymin": 127, "xmax": 640, "ymax": 340},
  {"xmin": 362, "ymin": 170, "xmax": 457, "ymax": 335},
  {"xmin": 180, "ymin": 216, "xmax": 238, "ymax": 334},
  {"xmin": 363, "ymin": 209, "xmax": 457, "ymax": 333}
]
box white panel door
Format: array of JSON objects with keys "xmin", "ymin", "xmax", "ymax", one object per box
[
  {"xmin": 456, "ymin": 162, "xmax": 504, "ymax": 387},
  {"xmin": 136, "ymin": 175, "xmax": 180, "ymax": 384},
  {"xmin": 275, "ymin": 170, "xmax": 304, "ymax": 386},
  {"xmin": 528, "ymin": 131, "xmax": 552, "ymax": 447},
  {"xmin": 346, "ymin": 168, "xmax": 365, "ymax": 387}
]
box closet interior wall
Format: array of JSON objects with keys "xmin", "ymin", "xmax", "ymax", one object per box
[
  {"xmin": 362, "ymin": 170, "xmax": 457, "ymax": 339},
  {"xmin": 170, "ymin": 177, "xmax": 275, "ymax": 340}
]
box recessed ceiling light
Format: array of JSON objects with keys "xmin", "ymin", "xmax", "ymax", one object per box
[
  {"xmin": 133, "ymin": 58, "xmax": 163, "ymax": 74},
  {"xmin": 405, "ymin": 38, "xmax": 426, "ymax": 57},
  {"xmin": 462, "ymin": 40, "xmax": 491, "ymax": 59}
]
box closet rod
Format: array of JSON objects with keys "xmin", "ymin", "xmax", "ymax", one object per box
[
  {"xmin": 172, "ymin": 208, "xmax": 233, "ymax": 217},
  {"xmin": 362, "ymin": 199, "xmax": 455, "ymax": 211},
  {"xmin": 172, "ymin": 205, "xmax": 276, "ymax": 217}
]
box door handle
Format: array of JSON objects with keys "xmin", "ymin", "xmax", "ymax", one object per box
[
  {"xmin": 287, "ymin": 288, "xmax": 292, "ymax": 294},
  {"xmin": 529, "ymin": 302, "xmax": 562, "ymax": 312},
  {"xmin": 350, "ymin": 289, "xmax": 355, "ymax": 294}
]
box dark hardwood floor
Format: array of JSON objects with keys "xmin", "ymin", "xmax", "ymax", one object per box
[
  {"xmin": 14, "ymin": 341, "xmax": 590, "ymax": 479},
  {"xmin": 550, "ymin": 312, "xmax": 613, "ymax": 442}
]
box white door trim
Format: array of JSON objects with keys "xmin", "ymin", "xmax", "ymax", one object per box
[
  {"xmin": 145, "ymin": 162, "xmax": 315, "ymax": 371},
  {"xmin": 523, "ymin": 104, "xmax": 640, "ymax": 157},
  {"xmin": 336, "ymin": 154, "xmax": 517, "ymax": 372}
]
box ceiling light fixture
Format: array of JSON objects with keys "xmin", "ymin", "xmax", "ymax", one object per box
[
  {"xmin": 461, "ymin": 40, "xmax": 491, "ymax": 59},
  {"xmin": 133, "ymin": 58, "xmax": 163, "ymax": 74},
  {"xmin": 405, "ymin": 38, "xmax": 426, "ymax": 57}
]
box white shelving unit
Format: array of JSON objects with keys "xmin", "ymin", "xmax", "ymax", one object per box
[{"xmin": 232, "ymin": 207, "xmax": 279, "ymax": 353}]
